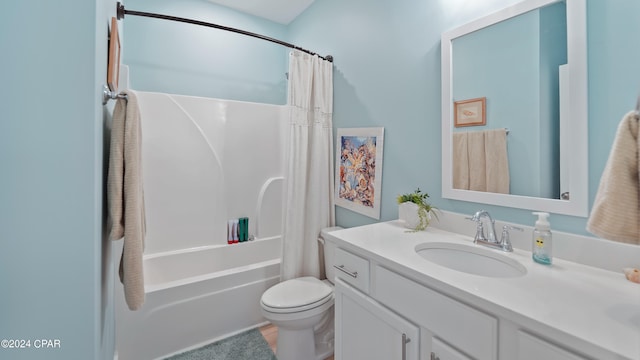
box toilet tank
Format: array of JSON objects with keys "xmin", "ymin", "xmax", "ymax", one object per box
[{"xmin": 319, "ymin": 227, "xmax": 343, "ymax": 284}]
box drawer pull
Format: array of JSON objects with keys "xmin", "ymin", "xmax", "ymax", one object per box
[
  {"xmin": 402, "ymin": 333, "xmax": 411, "ymax": 360},
  {"xmin": 334, "ymin": 264, "xmax": 358, "ymax": 278},
  {"xmin": 430, "ymin": 352, "xmax": 440, "ymax": 360}
]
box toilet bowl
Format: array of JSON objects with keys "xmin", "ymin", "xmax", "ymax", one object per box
[{"xmin": 260, "ymin": 227, "xmax": 342, "ymax": 360}]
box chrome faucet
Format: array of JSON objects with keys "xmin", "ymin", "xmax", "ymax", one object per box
[
  {"xmin": 469, "ymin": 210, "xmax": 523, "ymax": 252},
  {"xmin": 470, "ymin": 210, "xmax": 498, "ymax": 244}
]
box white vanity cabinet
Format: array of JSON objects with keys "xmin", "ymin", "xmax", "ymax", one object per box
[
  {"xmin": 332, "ymin": 246, "xmax": 494, "ymax": 360},
  {"xmin": 328, "ymin": 221, "xmax": 638, "ymax": 360},
  {"xmin": 333, "ymin": 246, "xmax": 418, "ymax": 360},
  {"xmin": 374, "ymin": 266, "xmax": 497, "ymax": 360},
  {"xmin": 334, "ymin": 278, "xmax": 419, "ymax": 360},
  {"xmin": 332, "ymin": 245, "xmax": 591, "ymax": 360}
]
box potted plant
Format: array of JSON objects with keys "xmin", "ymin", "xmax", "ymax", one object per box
[{"xmin": 397, "ymin": 188, "xmax": 438, "ymax": 231}]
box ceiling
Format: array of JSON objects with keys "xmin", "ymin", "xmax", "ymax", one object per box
[{"xmin": 207, "ymin": 0, "xmax": 316, "ymax": 25}]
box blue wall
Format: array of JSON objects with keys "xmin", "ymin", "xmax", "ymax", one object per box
[
  {"xmin": 4, "ymin": 1, "xmax": 637, "ymax": 358},
  {"xmin": 122, "ymin": 0, "xmax": 640, "ymax": 237},
  {"xmin": 0, "ymin": 0, "xmax": 116, "ymax": 359},
  {"xmin": 0, "ymin": 1, "xmax": 634, "ymax": 358},
  {"xmin": 124, "ymin": 0, "xmax": 289, "ymax": 104},
  {"xmin": 288, "ymin": 0, "xmax": 640, "ymax": 236}
]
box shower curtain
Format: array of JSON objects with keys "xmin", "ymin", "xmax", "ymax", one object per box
[{"xmin": 281, "ymin": 50, "xmax": 335, "ymax": 281}]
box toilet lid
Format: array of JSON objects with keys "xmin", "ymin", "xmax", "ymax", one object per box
[{"xmin": 262, "ymin": 276, "xmax": 333, "ymax": 310}]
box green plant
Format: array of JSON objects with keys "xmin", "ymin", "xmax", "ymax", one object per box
[{"xmin": 396, "ymin": 188, "xmax": 438, "ymax": 231}]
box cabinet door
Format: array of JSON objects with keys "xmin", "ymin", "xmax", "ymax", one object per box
[
  {"xmin": 517, "ymin": 331, "xmax": 588, "ymax": 360},
  {"xmin": 431, "ymin": 337, "xmax": 473, "ymax": 360},
  {"xmin": 334, "ymin": 278, "xmax": 419, "ymax": 360},
  {"xmin": 375, "ymin": 266, "xmax": 497, "ymax": 359}
]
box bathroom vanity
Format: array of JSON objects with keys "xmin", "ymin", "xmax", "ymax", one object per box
[{"xmin": 327, "ymin": 221, "xmax": 640, "ymax": 360}]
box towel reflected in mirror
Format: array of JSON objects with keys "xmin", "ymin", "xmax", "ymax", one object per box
[{"xmin": 453, "ymin": 128, "xmax": 509, "ymax": 194}]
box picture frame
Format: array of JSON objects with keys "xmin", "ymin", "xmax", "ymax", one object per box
[
  {"xmin": 107, "ymin": 17, "xmax": 121, "ymax": 92},
  {"xmin": 454, "ymin": 97, "xmax": 486, "ymax": 127},
  {"xmin": 335, "ymin": 127, "xmax": 384, "ymax": 219}
]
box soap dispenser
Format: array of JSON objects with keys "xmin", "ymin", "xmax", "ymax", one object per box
[{"xmin": 532, "ymin": 212, "xmax": 552, "ymax": 265}]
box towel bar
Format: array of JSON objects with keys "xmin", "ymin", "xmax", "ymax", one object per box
[{"xmin": 102, "ymin": 84, "xmax": 128, "ymax": 105}]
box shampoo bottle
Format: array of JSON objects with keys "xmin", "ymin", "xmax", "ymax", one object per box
[
  {"xmin": 233, "ymin": 219, "xmax": 239, "ymax": 244},
  {"xmin": 227, "ymin": 220, "xmax": 234, "ymax": 245},
  {"xmin": 532, "ymin": 212, "xmax": 552, "ymax": 265}
]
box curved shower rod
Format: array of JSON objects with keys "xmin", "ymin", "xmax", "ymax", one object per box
[{"xmin": 116, "ymin": 2, "xmax": 333, "ymax": 62}]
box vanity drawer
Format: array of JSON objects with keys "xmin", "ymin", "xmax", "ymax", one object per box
[
  {"xmin": 375, "ymin": 266, "xmax": 497, "ymax": 360},
  {"xmin": 334, "ymin": 247, "xmax": 370, "ymax": 293}
]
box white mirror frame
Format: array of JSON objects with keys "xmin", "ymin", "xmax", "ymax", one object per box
[{"xmin": 441, "ymin": 0, "xmax": 588, "ymax": 217}]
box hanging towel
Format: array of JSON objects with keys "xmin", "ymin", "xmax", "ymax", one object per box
[
  {"xmin": 107, "ymin": 90, "xmax": 147, "ymax": 310},
  {"xmin": 452, "ymin": 129, "xmax": 510, "ymax": 193},
  {"xmin": 484, "ymin": 128, "xmax": 510, "ymax": 194},
  {"xmin": 467, "ymin": 131, "xmax": 487, "ymax": 191},
  {"xmin": 452, "ymin": 132, "xmax": 469, "ymax": 190},
  {"xmin": 587, "ymin": 111, "xmax": 640, "ymax": 245}
]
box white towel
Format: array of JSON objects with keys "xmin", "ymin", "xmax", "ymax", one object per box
[
  {"xmin": 452, "ymin": 132, "xmax": 469, "ymax": 190},
  {"xmin": 452, "ymin": 129, "xmax": 509, "ymax": 194},
  {"xmin": 587, "ymin": 111, "xmax": 640, "ymax": 245},
  {"xmin": 484, "ymin": 128, "xmax": 509, "ymax": 194},
  {"xmin": 467, "ymin": 131, "xmax": 487, "ymax": 191},
  {"xmin": 107, "ymin": 90, "xmax": 147, "ymax": 310}
]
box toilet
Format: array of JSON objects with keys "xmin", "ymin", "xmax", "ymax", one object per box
[{"xmin": 260, "ymin": 227, "xmax": 342, "ymax": 360}]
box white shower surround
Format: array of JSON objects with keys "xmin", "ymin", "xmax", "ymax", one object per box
[
  {"xmin": 137, "ymin": 91, "xmax": 288, "ymax": 253},
  {"xmin": 114, "ymin": 92, "xmax": 287, "ymax": 359}
]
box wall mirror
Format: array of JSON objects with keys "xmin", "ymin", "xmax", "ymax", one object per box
[{"xmin": 441, "ymin": 0, "xmax": 588, "ymax": 217}]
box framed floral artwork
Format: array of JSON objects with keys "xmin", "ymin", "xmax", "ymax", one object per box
[{"xmin": 335, "ymin": 127, "xmax": 384, "ymax": 219}]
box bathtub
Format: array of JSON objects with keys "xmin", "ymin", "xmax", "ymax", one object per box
[{"xmin": 115, "ymin": 236, "xmax": 281, "ymax": 360}]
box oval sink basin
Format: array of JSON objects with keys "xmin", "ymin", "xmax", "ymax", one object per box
[{"xmin": 415, "ymin": 242, "xmax": 526, "ymax": 278}]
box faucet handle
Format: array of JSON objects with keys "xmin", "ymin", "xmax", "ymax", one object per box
[
  {"xmin": 468, "ymin": 218, "xmax": 486, "ymax": 243},
  {"xmin": 503, "ymin": 225, "xmax": 524, "ymax": 232},
  {"xmin": 500, "ymin": 225, "xmax": 523, "ymax": 251}
]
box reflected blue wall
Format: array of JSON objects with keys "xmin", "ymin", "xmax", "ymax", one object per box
[
  {"xmin": 453, "ymin": 10, "xmax": 542, "ymax": 197},
  {"xmin": 451, "ymin": 3, "xmax": 566, "ymax": 199}
]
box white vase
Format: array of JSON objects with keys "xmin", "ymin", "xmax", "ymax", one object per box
[{"xmin": 398, "ymin": 202, "xmax": 421, "ymax": 229}]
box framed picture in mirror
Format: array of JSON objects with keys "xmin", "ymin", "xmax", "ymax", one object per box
[{"xmin": 454, "ymin": 97, "xmax": 486, "ymax": 127}]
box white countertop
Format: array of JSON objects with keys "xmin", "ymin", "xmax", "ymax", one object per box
[{"xmin": 329, "ymin": 221, "xmax": 640, "ymax": 360}]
